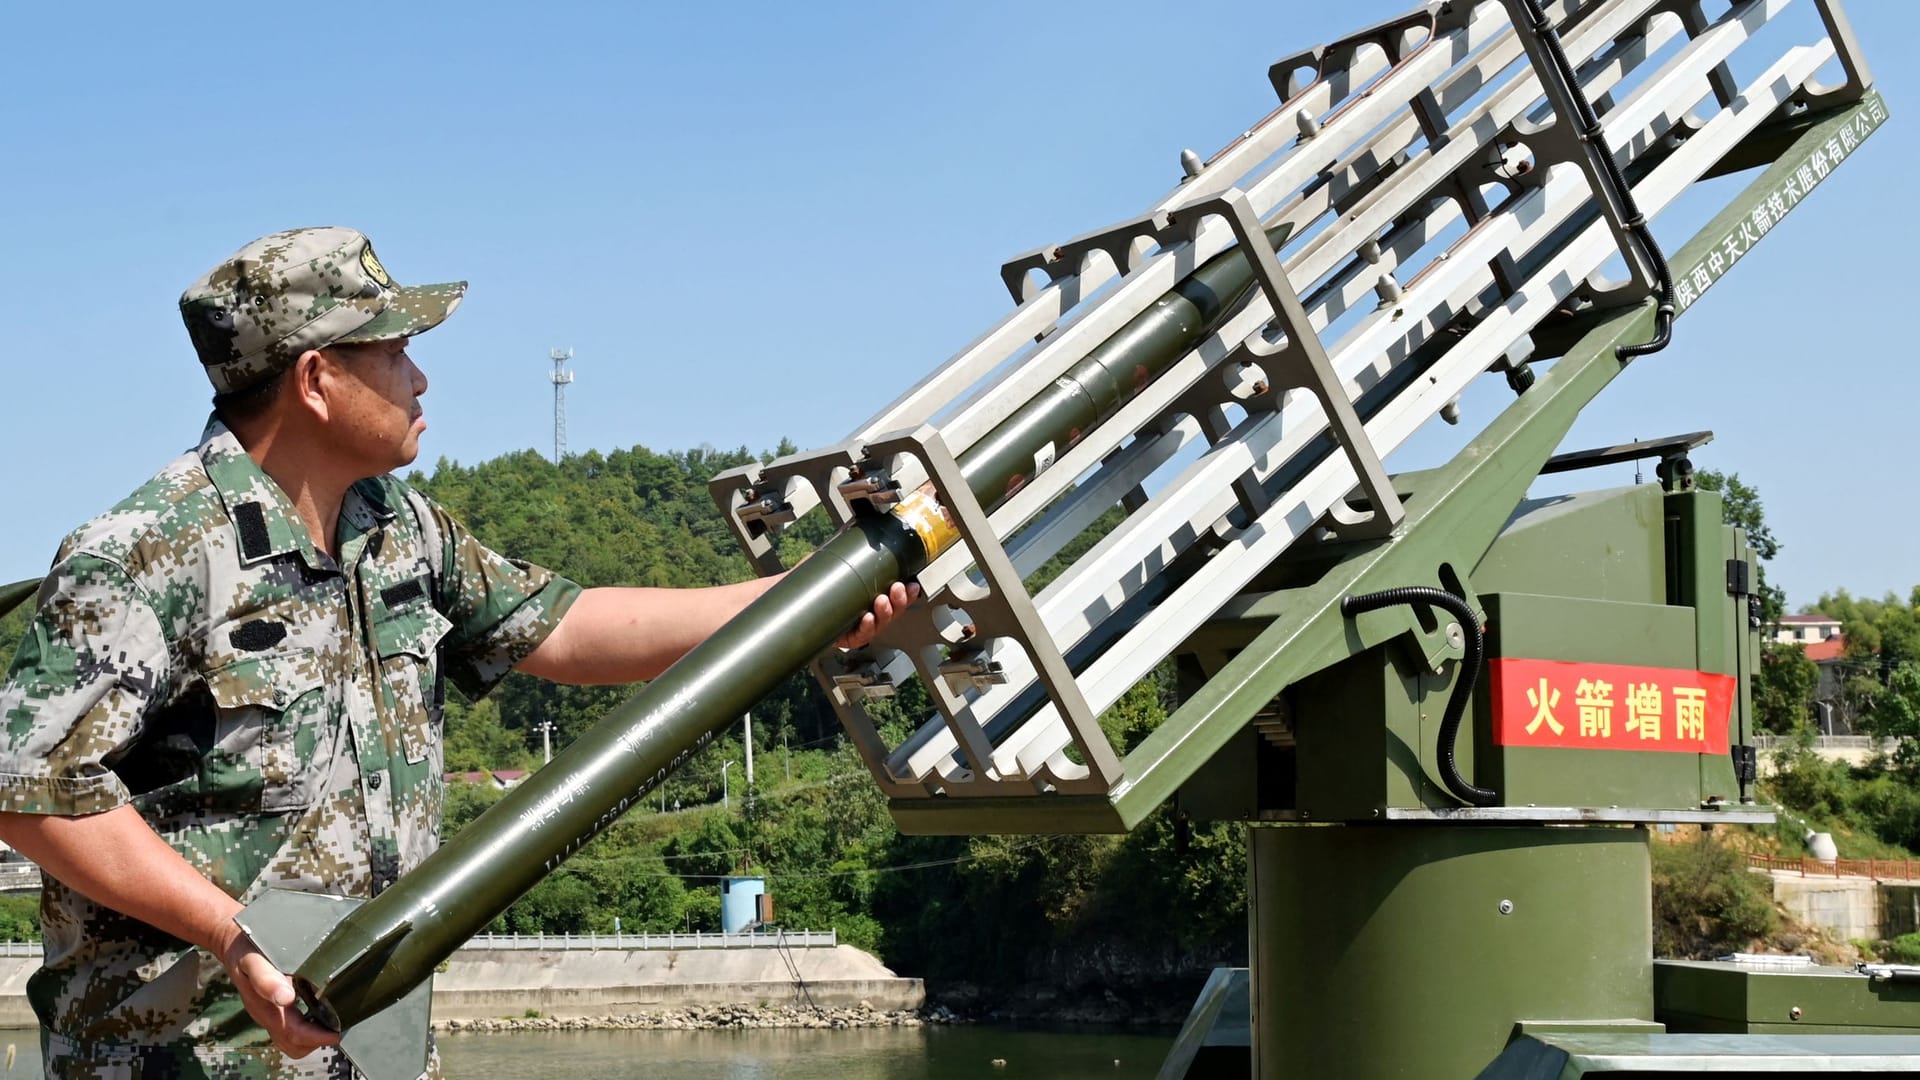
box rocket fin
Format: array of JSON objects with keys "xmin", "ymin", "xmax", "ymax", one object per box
[
  {"xmin": 337, "ymin": 975, "xmax": 434, "ymax": 1080},
  {"xmin": 233, "ymin": 889, "xmax": 363, "ymax": 976},
  {"xmin": 234, "ymin": 889, "xmax": 432, "ymax": 1080}
]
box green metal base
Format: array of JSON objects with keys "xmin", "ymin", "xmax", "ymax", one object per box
[
  {"xmin": 1476, "ymin": 1033, "xmax": 1920, "ymax": 1076},
  {"xmin": 1656, "ymin": 959, "xmax": 1920, "ymax": 1035},
  {"xmin": 1250, "ymin": 824, "xmax": 1652, "ymax": 1080}
]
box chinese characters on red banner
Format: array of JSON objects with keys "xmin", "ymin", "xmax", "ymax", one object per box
[{"xmin": 1490, "ymin": 659, "xmax": 1733, "ymax": 754}]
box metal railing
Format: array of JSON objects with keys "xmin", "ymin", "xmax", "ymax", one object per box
[
  {"xmin": 1748, "ymin": 853, "xmax": 1920, "ymax": 882},
  {"xmin": 0, "ymin": 930, "xmax": 839, "ymax": 956},
  {"xmin": 0, "ymin": 863, "xmax": 41, "ymax": 891},
  {"xmin": 1751, "ymin": 735, "xmax": 1902, "ymax": 753},
  {"xmin": 461, "ymin": 930, "xmax": 838, "ymax": 951}
]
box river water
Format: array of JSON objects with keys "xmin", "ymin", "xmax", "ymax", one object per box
[{"xmin": 0, "ymin": 1026, "xmax": 1175, "ymax": 1078}]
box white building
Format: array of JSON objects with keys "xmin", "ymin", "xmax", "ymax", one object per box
[{"xmin": 1773, "ymin": 613, "xmax": 1842, "ymax": 646}]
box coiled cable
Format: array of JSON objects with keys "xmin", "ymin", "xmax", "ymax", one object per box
[{"xmin": 1340, "ymin": 586, "xmax": 1498, "ymax": 807}]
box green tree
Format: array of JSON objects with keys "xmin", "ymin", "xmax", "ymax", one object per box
[
  {"xmin": 1811, "ymin": 588, "xmax": 1920, "ymax": 738},
  {"xmin": 495, "ymin": 874, "xmax": 597, "ymax": 934},
  {"xmin": 661, "ymin": 814, "xmax": 743, "ymax": 880},
  {"xmin": 1865, "ymin": 663, "xmax": 1920, "ymax": 743},
  {"xmin": 681, "ymin": 888, "xmax": 723, "ymax": 933},
  {"xmin": 579, "ymin": 856, "xmax": 688, "ymax": 933},
  {"xmin": 0, "ymin": 895, "xmax": 39, "ymax": 942},
  {"xmin": 1650, "ymin": 834, "xmax": 1776, "ymax": 958},
  {"xmin": 1754, "ymin": 643, "xmax": 1820, "ymax": 734},
  {"xmin": 1695, "ymin": 470, "xmax": 1783, "ymax": 625},
  {"xmin": 443, "ymin": 698, "xmax": 532, "ymax": 772},
  {"xmin": 439, "ymin": 781, "xmax": 504, "ymax": 839}
]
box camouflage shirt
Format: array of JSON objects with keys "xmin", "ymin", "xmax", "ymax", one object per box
[{"xmin": 0, "ymin": 418, "xmax": 581, "ymax": 1078}]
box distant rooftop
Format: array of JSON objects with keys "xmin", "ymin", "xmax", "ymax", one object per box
[{"xmin": 1805, "ymin": 636, "xmax": 1848, "ymax": 663}]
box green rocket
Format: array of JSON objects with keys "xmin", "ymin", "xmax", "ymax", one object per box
[{"xmin": 233, "ymin": 217, "xmax": 1290, "ymax": 1079}]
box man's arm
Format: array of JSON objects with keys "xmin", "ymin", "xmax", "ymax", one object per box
[
  {"xmin": 0, "ymin": 807, "xmax": 339, "ymax": 1057},
  {"xmin": 516, "ymin": 576, "xmax": 916, "ymax": 685},
  {"xmin": 0, "ymin": 554, "xmax": 335, "ymax": 1055}
]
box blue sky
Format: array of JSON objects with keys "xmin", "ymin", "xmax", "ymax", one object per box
[{"xmin": 1, "ymin": 1, "xmax": 1912, "ymax": 611}]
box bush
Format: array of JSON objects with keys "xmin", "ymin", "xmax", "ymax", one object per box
[
  {"xmin": 494, "ymin": 874, "xmax": 596, "ymax": 935},
  {"xmin": 1886, "ymin": 933, "xmax": 1920, "ymax": 964},
  {"xmin": 682, "ymin": 889, "xmax": 722, "ymax": 933},
  {"xmin": 828, "ymin": 911, "xmax": 884, "ymax": 953},
  {"xmin": 1848, "ymin": 776, "xmax": 1920, "ymax": 852},
  {"xmin": 1769, "ymin": 740, "xmax": 1853, "ymax": 821},
  {"xmin": 1651, "ymin": 834, "xmax": 1777, "ymax": 959},
  {"xmin": 1764, "ymin": 737, "xmax": 1920, "ymax": 857},
  {"xmin": 0, "ymin": 895, "xmax": 38, "ymax": 941}
]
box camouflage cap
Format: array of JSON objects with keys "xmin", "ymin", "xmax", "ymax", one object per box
[{"xmin": 180, "ymin": 226, "xmax": 467, "ymax": 394}]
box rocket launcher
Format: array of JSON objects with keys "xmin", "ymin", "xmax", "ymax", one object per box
[
  {"xmin": 231, "ymin": 0, "xmax": 1878, "ymax": 1076},
  {"xmin": 0, "ymin": 579, "xmax": 35, "ymax": 622},
  {"xmin": 232, "ymin": 156, "xmax": 1302, "ymax": 1080}
]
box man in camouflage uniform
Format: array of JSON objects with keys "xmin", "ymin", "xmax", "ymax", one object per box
[{"xmin": 0, "ymin": 227, "xmax": 911, "ymax": 1078}]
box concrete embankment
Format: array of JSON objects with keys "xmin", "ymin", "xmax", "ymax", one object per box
[
  {"xmin": 1766, "ymin": 871, "xmax": 1920, "ymax": 942},
  {"xmin": 0, "ymin": 945, "xmax": 923, "ymax": 1027},
  {"xmin": 435, "ymin": 945, "xmax": 922, "ymax": 1020},
  {"xmin": 0, "ymin": 958, "xmax": 31, "ymax": 1028}
]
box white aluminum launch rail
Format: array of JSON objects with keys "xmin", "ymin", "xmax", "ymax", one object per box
[{"xmin": 711, "ymin": 0, "xmax": 1874, "ymax": 804}]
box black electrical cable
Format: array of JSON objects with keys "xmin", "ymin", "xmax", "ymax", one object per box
[
  {"xmin": 1340, "ymin": 587, "xmax": 1497, "ymax": 807},
  {"xmin": 1513, "ymin": 0, "xmax": 1676, "ymax": 360}
]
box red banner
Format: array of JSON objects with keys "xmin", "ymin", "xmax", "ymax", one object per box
[{"xmin": 1488, "ymin": 658, "xmax": 1734, "ymax": 754}]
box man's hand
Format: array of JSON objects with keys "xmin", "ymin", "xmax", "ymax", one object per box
[
  {"xmin": 219, "ymin": 931, "xmax": 341, "ymax": 1059},
  {"xmin": 0, "ymin": 806, "xmax": 347, "ymax": 1057},
  {"xmin": 836, "ymin": 581, "xmax": 921, "ymax": 650}
]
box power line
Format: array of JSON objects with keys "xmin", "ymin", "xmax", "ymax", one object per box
[{"xmin": 551, "ymin": 837, "xmax": 1041, "ymax": 883}]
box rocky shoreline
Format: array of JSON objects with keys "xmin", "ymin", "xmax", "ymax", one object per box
[{"xmin": 437, "ymin": 1001, "xmax": 965, "ymax": 1033}]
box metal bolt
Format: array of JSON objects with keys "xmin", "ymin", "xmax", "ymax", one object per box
[
  {"xmin": 1251, "ymin": 381, "xmax": 1270, "ymax": 396},
  {"xmin": 1445, "ymin": 623, "xmax": 1464, "ymax": 651},
  {"xmin": 1498, "ymin": 899, "xmax": 1514, "ymax": 916},
  {"xmin": 1790, "ymin": 1006, "xmax": 1802, "ymax": 1021}
]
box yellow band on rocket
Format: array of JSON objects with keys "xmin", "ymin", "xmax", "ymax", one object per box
[{"xmin": 894, "ymin": 488, "xmax": 960, "ymax": 559}]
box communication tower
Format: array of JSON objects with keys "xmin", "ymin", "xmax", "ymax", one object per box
[{"xmin": 548, "ymin": 347, "xmax": 574, "ymax": 463}]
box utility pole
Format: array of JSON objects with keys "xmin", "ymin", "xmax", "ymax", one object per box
[
  {"xmin": 537, "ymin": 721, "xmax": 554, "ymax": 765},
  {"xmin": 743, "ymin": 714, "xmax": 753, "ymax": 792},
  {"xmin": 548, "ymin": 347, "xmax": 574, "ymax": 463},
  {"xmin": 722, "ymin": 760, "xmax": 737, "ymax": 810}
]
